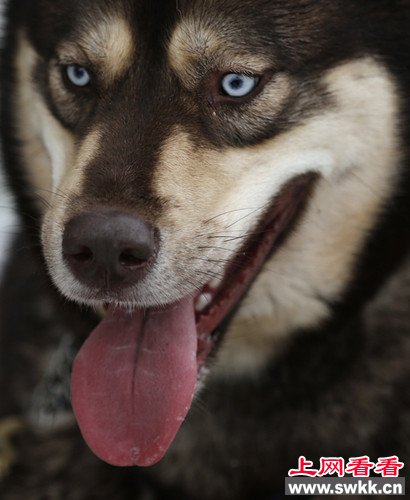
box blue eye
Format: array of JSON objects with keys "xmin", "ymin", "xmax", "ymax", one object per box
[
  {"xmin": 221, "ymin": 73, "xmax": 259, "ymax": 98},
  {"xmin": 65, "ymin": 64, "xmax": 91, "ymax": 87}
]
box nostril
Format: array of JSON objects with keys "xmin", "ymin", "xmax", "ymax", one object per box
[
  {"xmin": 119, "ymin": 249, "xmax": 149, "ymax": 269},
  {"xmin": 68, "ymin": 246, "xmax": 94, "ymax": 264}
]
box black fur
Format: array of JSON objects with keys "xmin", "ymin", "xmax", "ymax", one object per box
[{"xmin": 1, "ymin": 1, "xmax": 409, "ymax": 498}]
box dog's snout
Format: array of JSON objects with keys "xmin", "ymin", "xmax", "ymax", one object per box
[{"xmin": 62, "ymin": 211, "xmax": 157, "ymax": 289}]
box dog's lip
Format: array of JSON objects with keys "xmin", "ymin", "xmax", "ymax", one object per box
[{"xmin": 193, "ymin": 173, "xmax": 317, "ymax": 367}]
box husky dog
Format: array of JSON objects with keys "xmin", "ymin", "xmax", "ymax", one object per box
[{"xmin": 0, "ymin": 1, "xmax": 409, "ymax": 498}]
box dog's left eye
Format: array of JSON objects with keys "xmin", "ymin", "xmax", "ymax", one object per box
[
  {"xmin": 220, "ymin": 73, "xmax": 259, "ymax": 98},
  {"xmin": 65, "ymin": 64, "xmax": 91, "ymax": 87}
]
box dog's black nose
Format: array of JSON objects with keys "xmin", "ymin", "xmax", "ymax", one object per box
[{"xmin": 62, "ymin": 211, "xmax": 157, "ymax": 289}]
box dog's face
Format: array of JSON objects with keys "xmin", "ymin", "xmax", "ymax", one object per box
[{"xmin": 9, "ymin": 0, "xmax": 403, "ymax": 466}]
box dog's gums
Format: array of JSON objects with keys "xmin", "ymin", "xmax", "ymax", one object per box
[{"xmin": 71, "ymin": 174, "xmax": 315, "ymax": 467}]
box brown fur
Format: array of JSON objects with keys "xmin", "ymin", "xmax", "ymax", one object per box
[{"xmin": 1, "ymin": 1, "xmax": 409, "ymax": 498}]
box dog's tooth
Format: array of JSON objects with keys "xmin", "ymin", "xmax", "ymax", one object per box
[
  {"xmin": 195, "ymin": 293, "xmax": 213, "ymax": 312},
  {"xmin": 208, "ymin": 278, "xmax": 222, "ymax": 290}
]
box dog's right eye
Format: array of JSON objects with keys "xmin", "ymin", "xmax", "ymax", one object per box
[
  {"xmin": 64, "ymin": 64, "xmax": 91, "ymax": 88},
  {"xmin": 221, "ymin": 73, "xmax": 259, "ymax": 98}
]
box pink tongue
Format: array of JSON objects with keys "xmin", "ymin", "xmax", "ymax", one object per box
[{"xmin": 71, "ymin": 297, "xmax": 198, "ymax": 467}]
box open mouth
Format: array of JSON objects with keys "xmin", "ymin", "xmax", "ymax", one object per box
[
  {"xmin": 71, "ymin": 173, "xmax": 316, "ymax": 469},
  {"xmin": 194, "ymin": 173, "xmax": 316, "ymax": 367}
]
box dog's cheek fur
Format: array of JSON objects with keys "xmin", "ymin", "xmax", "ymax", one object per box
[
  {"xmin": 14, "ymin": 34, "xmax": 57, "ymax": 204},
  {"xmin": 217, "ymin": 60, "xmax": 402, "ymax": 375},
  {"xmin": 40, "ymin": 130, "xmax": 103, "ymax": 297},
  {"xmin": 13, "ymin": 33, "xmax": 107, "ymax": 291},
  {"xmin": 155, "ymin": 58, "xmax": 402, "ymax": 376}
]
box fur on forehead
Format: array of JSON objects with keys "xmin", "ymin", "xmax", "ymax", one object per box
[
  {"xmin": 58, "ymin": 12, "xmax": 135, "ymax": 81},
  {"xmin": 20, "ymin": 0, "xmax": 372, "ymax": 92},
  {"xmin": 170, "ymin": 0, "xmax": 352, "ymax": 68},
  {"xmin": 23, "ymin": 0, "xmax": 134, "ymax": 55}
]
